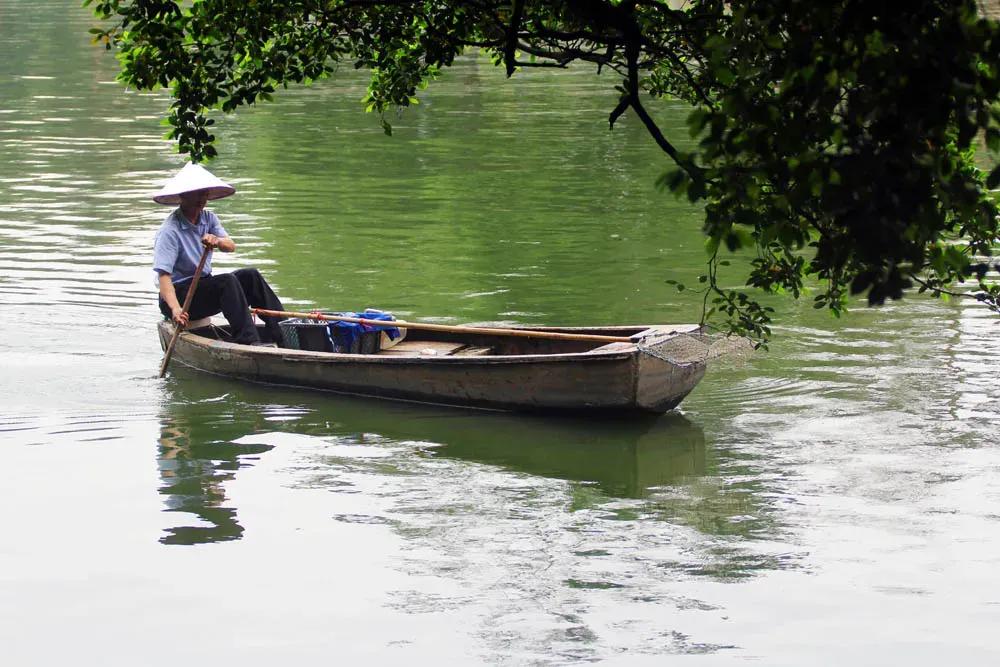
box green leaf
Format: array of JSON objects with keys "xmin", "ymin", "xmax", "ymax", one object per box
[
  {"xmin": 686, "ymin": 109, "xmax": 711, "ymax": 138},
  {"xmin": 987, "ymin": 165, "xmax": 1000, "ymax": 189},
  {"xmin": 715, "ymin": 66, "xmax": 735, "ymax": 86},
  {"xmin": 986, "ymin": 129, "xmax": 1000, "ymax": 153},
  {"xmin": 705, "ymin": 235, "xmax": 721, "ymax": 256}
]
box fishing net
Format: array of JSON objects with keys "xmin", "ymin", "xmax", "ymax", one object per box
[{"xmin": 636, "ymin": 329, "xmax": 755, "ymax": 367}]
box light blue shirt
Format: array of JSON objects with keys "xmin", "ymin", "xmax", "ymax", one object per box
[{"xmin": 152, "ymin": 208, "xmax": 228, "ymax": 284}]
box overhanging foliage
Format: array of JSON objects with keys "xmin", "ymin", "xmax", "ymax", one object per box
[{"xmin": 88, "ymin": 0, "xmax": 1000, "ymax": 343}]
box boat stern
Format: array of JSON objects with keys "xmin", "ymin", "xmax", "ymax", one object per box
[
  {"xmin": 633, "ymin": 332, "xmax": 708, "ymax": 412},
  {"xmin": 157, "ymin": 320, "xmax": 173, "ymax": 351}
]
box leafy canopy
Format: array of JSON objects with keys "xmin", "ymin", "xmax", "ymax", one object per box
[{"xmin": 88, "ymin": 0, "xmax": 1000, "ymax": 344}]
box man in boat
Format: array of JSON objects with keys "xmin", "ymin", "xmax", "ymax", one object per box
[{"xmin": 152, "ymin": 162, "xmax": 286, "ymax": 346}]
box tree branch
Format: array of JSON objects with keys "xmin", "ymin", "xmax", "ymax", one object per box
[
  {"xmin": 513, "ymin": 60, "xmax": 570, "ymax": 69},
  {"xmin": 513, "ymin": 39, "xmax": 609, "ymax": 67},
  {"xmin": 908, "ymin": 271, "xmax": 1000, "ymax": 309},
  {"xmin": 504, "ymin": 0, "xmax": 526, "ymax": 77},
  {"xmin": 608, "ymin": 95, "xmax": 629, "ymax": 128},
  {"xmin": 620, "ymin": 28, "xmax": 702, "ymax": 181}
]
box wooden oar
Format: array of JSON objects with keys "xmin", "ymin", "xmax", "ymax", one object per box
[
  {"xmin": 250, "ymin": 308, "xmax": 635, "ymax": 344},
  {"xmin": 159, "ymin": 245, "xmax": 213, "ymax": 378}
]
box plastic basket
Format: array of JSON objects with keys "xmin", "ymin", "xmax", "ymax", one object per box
[{"xmin": 278, "ymin": 317, "xmax": 383, "ymax": 354}]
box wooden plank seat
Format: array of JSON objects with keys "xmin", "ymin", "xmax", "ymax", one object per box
[{"xmin": 378, "ymin": 340, "xmax": 494, "ymax": 357}]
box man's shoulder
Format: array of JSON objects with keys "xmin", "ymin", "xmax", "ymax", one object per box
[
  {"xmin": 157, "ymin": 208, "xmax": 184, "ymax": 229},
  {"xmin": 154, "ymin": 209, "xmax": 183, "ymax": 243}
]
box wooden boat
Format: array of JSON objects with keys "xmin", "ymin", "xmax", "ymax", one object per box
[{"xmin": 156, "ymin": 318, "xmax": 708, "ymax": 414}]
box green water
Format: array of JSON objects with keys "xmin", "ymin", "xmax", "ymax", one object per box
[{"xmin": 2, "ymin": 2, "xmax": 1000, "ymax": 664}]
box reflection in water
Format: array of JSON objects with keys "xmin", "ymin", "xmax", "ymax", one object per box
[
  {"xmin": 232, "ymin": 389, "xmax": 788, "ymax": 658},
  {"xmin": 417, "ymin": 413, "xmax": 706, "ymax": 499},
  {"xmin": 156, "ymin": 393, "xmax": 274, "ymax": 545},
  {"xmin": 162, "ymin": 369, "xmax": 790, "ymax": 593}
]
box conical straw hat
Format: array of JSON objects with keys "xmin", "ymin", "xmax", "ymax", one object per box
[{"xmin": 152, "ymin": 162, "xmax": 236, "ymax": 205}]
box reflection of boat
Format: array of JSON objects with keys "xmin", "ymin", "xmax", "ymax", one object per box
[
  {"xmin": 415, "ymin": 412, "xmax": 706, "ymax": 498},
  {"xmin": 157, "ymin": 320, "xmax": 707, "ymax": 414},
  {"xmin": 161, "ymin": 374, "xmax": 707, "ymax": 503}
]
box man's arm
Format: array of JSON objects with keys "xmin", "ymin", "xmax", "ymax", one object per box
[
  {"xmin": 158, "ymin": 273, "xmax": 188, "ymax": 326},
  {"xmin": 204, "ymin": 211, "xmax": 234, "ymax": 251},
  {"xmin": 201, "ymin": 234, "xmax": 234, "ymax": 252}
]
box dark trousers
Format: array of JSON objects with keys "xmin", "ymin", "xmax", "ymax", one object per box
[{"xmin": 160, "ymin": 268, "xmax": 285, "ymax": 345}]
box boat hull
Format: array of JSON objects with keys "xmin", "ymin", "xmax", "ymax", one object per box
[{"xmin": 157, "ymin": 321, "xmax": 706, "ymax": 414}]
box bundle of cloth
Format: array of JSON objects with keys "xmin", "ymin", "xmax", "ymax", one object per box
[{"xmin": 325, "ymin": 309, "xmax": 403, "ymax": 351}]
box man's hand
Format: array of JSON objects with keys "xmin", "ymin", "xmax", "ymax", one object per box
[
  {"xmin": 201, "ymin": 233, "xmax": 234, "ymax": 252},
  {"xmin": 171, "ymin": 306, "xmax": 189, "ymax": 327}
]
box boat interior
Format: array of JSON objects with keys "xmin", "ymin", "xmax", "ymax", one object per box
[{"xmin": 186, "ymin": 320, "xmax": 651, "ymax": 357}]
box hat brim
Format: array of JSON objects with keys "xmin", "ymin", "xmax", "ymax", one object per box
[
  {"xmin": 152, "ymin": 162, "xmax": 237, "ymax": 205},
  {"xmin": 152, "ymin": 185, "xmax": 236, "ymax": 205}
]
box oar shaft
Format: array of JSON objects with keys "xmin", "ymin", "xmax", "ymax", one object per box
[
  {"xmin": 159, "ymin": 246, "xmax": 212, "ymax": 378},
  {"xmin": 251, "ymin": 308, "xmax": 634, "ymax": 344}
]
